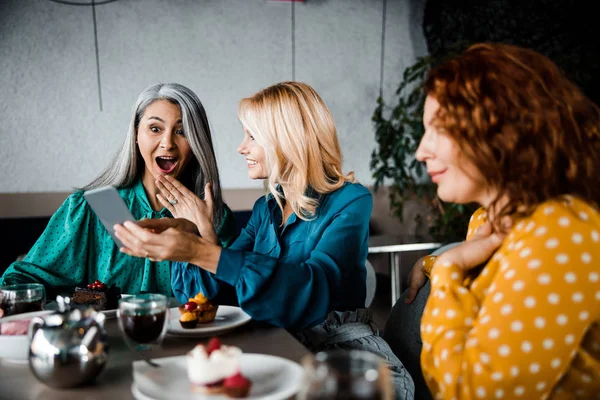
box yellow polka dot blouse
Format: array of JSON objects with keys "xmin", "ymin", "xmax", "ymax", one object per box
[{"xmin": 421, "ymin": 196, "xmax": 600, "ymax": 399}]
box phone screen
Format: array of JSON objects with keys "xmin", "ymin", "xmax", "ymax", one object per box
[{"xmin": 84, "ymin": 186, "xmax": 136, "ymax": 248}]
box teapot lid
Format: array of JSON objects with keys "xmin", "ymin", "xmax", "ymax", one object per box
[{"xmin": 40, "ymin": 295, "xmax": 105, "ymax": 328}]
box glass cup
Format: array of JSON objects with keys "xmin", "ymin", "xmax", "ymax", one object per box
[
  {"xmin": 298, "ymin": 349, "xmax": 393, "ymax": 400},
  {"xmin": 0, "ymin": 283, "xmax": 46, "ymax": 318},
  {"xmin": 117, "ymin": 293, "xmax": 168, "ymax": 352}
]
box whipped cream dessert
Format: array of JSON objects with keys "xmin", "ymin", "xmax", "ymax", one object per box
[
  {"xmin": 187, "ymin": 342, "xmax": 242, "ymax": 386},
  {"xmin": 0, "ymin": 320, "xmax": 30, "ymax": 335}
]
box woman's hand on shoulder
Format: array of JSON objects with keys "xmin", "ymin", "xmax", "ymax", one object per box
[
  {"xmin": 436, "ymin": 220, "xmax": 507, "ymax": 272},
  {"xmin": 405, "ymin": 256, "xmax": 428, "ymax": 304}
]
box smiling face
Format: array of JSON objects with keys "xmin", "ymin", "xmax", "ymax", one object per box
[
  {"xmin": 416, "ymin": 95, "xmax": 491, "ymax": 206},
  {"xmin": 237, "ymin": 128, "xmax": 268, "ymax": 180},
  {"xmin": 137, "ymin": 99, "xmax": 193, "ymax": 188}
]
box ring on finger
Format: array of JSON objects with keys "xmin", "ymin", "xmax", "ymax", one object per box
[{"xmin": 169, "ymin": 198, "xmax": 178, "ymax": 206}]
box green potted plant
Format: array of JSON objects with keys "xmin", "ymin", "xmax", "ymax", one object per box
[{"xmin": 371, "ymin": 46, "xmax": 476, "ymax": 244}]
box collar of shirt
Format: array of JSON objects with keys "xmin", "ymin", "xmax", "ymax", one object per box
[
  {"xmin": 130, "ymin": 178, "xmax": 172, "ymax": 219},
  {"xmin": 266, "ymin": 185, "xmax": 322, "ymax": 235}
]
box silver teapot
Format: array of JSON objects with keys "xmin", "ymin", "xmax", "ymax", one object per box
[{"xmin": 28, "ymin": 296, "xmax": 109, "ymax": 388}]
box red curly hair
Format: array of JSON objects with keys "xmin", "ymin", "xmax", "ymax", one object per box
[{"xmin": 424, "ymin": 42, "xmax": 600, "ymax": 225}]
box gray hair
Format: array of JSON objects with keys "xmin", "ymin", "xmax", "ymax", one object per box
[{"xmin": 81, "ymin": 82, "xmax": 225, "ymax": 225}]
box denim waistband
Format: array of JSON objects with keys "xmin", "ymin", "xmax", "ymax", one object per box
[{"xmin": 295, "ymin": 308, "xmax": 378, "ymax": 350}]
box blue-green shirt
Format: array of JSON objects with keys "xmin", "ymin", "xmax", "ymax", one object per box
[
  {"xmin": 171, "ymin": 182, "xmax": 372, "ymax": 331},
  {"xmin": 0, "ymin": 179, "xmax": 237, "ymax": 298}
]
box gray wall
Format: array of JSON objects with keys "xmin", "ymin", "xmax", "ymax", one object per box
[{"xmin": 0, "ymin": 0, "xmax": 427, "ymax": 193}]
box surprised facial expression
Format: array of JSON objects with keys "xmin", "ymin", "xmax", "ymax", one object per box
[{"xmin": 137, "ymin": 99, "xmax": 193, "ymax": 185}]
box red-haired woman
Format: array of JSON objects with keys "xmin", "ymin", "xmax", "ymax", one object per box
[{"xmin": 394, "ymin": 43, "xmax": 600, "ymax": 398}]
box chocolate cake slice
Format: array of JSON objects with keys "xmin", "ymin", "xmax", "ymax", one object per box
[
  {"xmin": 73, "ymin": 287, "xmax": 107, "ymax": 310},
  {"xmin": 72, "ymin": 280, "xmax": 121, "ymax": 311}
]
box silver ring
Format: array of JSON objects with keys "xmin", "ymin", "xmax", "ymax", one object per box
[{"xmin": 169, "ymin": 198, "xmax": 178, "ymax": 206}]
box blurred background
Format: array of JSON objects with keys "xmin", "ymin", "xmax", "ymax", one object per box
[{"xmin": 0, "ymin": 0, "xmax": 426, "ymax": 197}]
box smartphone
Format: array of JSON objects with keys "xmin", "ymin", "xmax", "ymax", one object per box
[{"xmin": 84, "ymin": 186, "xmax": 136, "ymax": 248}]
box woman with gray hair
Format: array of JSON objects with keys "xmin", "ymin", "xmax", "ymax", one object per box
[{"xmin": 0, "ymin": 83, "xmax": 237, "ymax": 298}]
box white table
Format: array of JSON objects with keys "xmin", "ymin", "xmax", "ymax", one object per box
[{"xmin": 368, "ymin": 235, "xmax": 442, "ymax": 306}]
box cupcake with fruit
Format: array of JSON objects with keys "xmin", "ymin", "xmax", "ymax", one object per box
[
  {"xmin": 187, "ymin": 337, "xmax": 252, "ymax": 397},
  {"xmin": 178, "ymin": 292, "xmax": 218, "ymax": 329}
]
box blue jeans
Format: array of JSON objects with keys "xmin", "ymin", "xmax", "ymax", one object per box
[
  {"xmin": 383, "ymin": 281, "xmax": 432, "ymax": 400},
  {"xmin": 295, "ymin": 308, "xmax": 415, "ymax": 400}
]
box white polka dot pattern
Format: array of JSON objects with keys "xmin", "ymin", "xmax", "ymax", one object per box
[{"xmin": 420, "ymin": 198, "xmax": 600, "ymax": 398}]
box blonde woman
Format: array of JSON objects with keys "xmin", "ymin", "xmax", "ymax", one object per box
[{"xmin": 114, "ymin": 82, "xmax": 415, "ymax": 399}]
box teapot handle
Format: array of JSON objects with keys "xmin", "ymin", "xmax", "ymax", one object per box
[{"xmin": 28, "ymin": 316, "xmax": 44, "ymax": 342}]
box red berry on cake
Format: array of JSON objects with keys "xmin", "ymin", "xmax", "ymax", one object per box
[
  {"xmin": 183, "ymin": 301, "xmax": 198, "ymax": 311},
  {"xmin": 206, "ymin": 337, "xmax": 222, "ymax": 354},
  {"xmin": 223, "ymin": 372, "xmax": 252, "ymax": 398}
]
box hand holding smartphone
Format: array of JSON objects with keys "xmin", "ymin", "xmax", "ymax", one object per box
[{"xmin": 84, "ymin": 186, "xmax": 136, "ymax": 248}]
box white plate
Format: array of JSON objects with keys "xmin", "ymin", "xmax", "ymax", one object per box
[
  {"xmin": 132, "ymin": 353, "xmax": 303, "ymax": 400},
  {"xmin": 0, "ymin": 309, "xmax": 53, "ymax": 324},
  {"xmin": 0, "ymin": 309, "xmax": 53, "ymax": 363},
  {"xmin": 167, "ymin": 306, "xmax": 251, "ymax": 337},
  {"xmin": 0, "ymin": 334, "xmax": 30, "ymax": 364}
]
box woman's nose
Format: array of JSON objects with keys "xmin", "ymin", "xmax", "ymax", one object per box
[
  {"xmin": 160, "ymin": 131, "xmax": 176, "ymax": 149},
  {"xmin": 237, "ymin": 139, "xmax": 248, "ymax": 155},
  {"xmin": 415, "ymin": 139, "xmax": 427, "ymax": 162},
  {"xmin": 415, "ymin": 131, "xmax": 432, "ymax": 162}
]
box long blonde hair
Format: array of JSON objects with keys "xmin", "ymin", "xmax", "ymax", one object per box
[{"xmin": 238, "ymin": 81, "xmax": 354, "ymax": 220}]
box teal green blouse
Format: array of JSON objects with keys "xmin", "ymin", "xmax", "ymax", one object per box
[{"xmin": 0, "ymin": 179, "xmax": 237, "ymax": 298}]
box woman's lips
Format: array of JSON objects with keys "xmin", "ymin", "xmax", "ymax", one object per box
[
  {"xmin": 429, "ymin": 169, "xmax": 447, "ymax": 183},
  {"xmin": 155, "ymin": 157, "xmax": 179, "ymax": 174}
]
